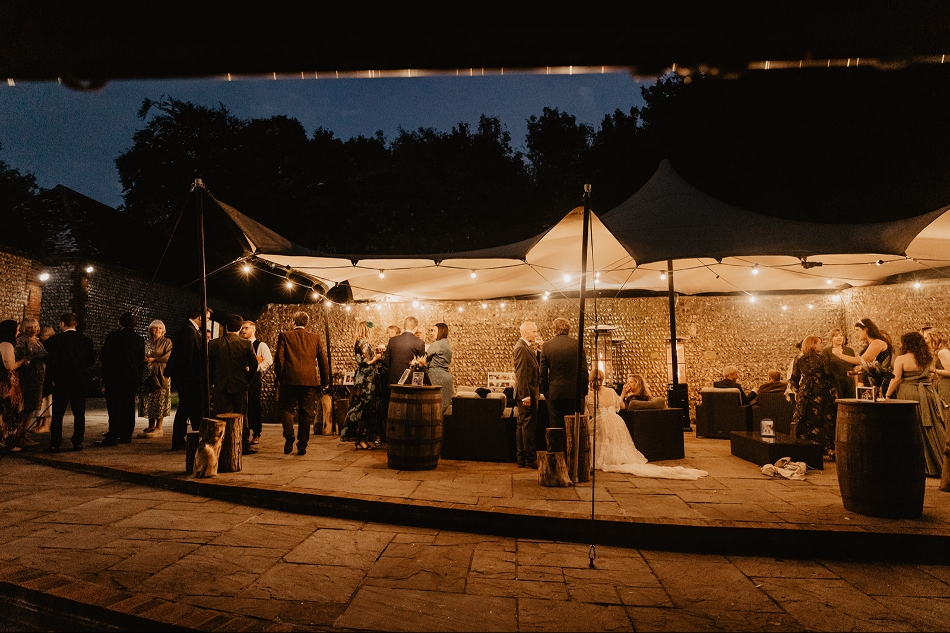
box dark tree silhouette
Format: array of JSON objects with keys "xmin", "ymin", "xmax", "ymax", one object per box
[{"xmin": 0, "ymin": 142, "xmax": 39, "ymax": 215}]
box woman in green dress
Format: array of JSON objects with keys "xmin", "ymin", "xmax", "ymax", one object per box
[
  {"xmin": 341, "ymin": 321, "xmax": 383, "ymax": 450},
  {"xmin": 426, "ymin": 322, "xmax": 454, "ymax": 412},
  {"xmin": 885, "ymin": 331, "xmax": 947, "ymax": 477}
]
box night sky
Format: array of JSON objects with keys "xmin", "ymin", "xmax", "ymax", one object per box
[{"xmin": 1, "ymin": 72, "xmax": 645, "ymax": 209}]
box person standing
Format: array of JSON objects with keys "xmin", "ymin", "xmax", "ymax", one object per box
[
  {"xmin": 275, "ymin": 311, "xmax": 329, "ymax": 456},
  {"xmin": 539, "ymin": 317, "xmax": 588, "ymax": 430},
  {"xmin": 239, "ymin": 320, "xmax": 272, "ymax": 445},
  {"xmin": 823, "ymin": 327, "xmax": 856, "ymax": 401},
  {"xmin": 790, "ymin": 336, "xmax": 839, "ymax": 459},
  {"xmin": 43, "ymin": 313, "xmax": 95, "ymax": 453},
  {"xmin": 340, "ymin": 321, "xmax": 383, "ymax": 450},
  {"xmin": 15, "ymin": 318, "xmax": 48, "ymax": 442},
  {"xmin": 380, "ymin": 316, "xmax": 426, "ymax": 427},
  {"xmin": 34, "ymin": 324, "xmax": 55, "ymax": 433},
  {"xmin": 137, "ymin": 320, "xmax": 173, "ymax": 438},
  {"xmin": 164, "ymin": 305, "xmax": 210, "ymax": 450},
  {"xmin": 0, "ymin": 320, "xmax": 29, "ymax": 451},
  {"xmin": 426, "ymin": 322, "xmax": 454, "ymax": 412},
  {"xmin": 209, "ymin": 314, "xmax": 259, "ymax": 455},
  {"xmin": 513, "ymin": 321, "xmax": 540, "ymax": 469},
  {"xmin": 96, "ymin": 312, "xmax": 145, "ymax": 446}
]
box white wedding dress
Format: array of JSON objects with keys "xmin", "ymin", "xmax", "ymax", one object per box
[{"xmin": 587, "ymin": 387, "xmax": 708, "ymax": 480}]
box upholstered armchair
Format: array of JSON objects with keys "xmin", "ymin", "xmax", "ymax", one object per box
[{"xmin": 695, "ymin": 387, "xmax": 753, "ymax": 438}]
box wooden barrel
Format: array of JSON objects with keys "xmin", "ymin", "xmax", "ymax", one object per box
[
  {"xmin": 386, "ymin": 385, "xmax": 444, "ymax": 470},
  {"xmin": 835, "ymin": 399, "xmax": 925, "ymax": 519}
]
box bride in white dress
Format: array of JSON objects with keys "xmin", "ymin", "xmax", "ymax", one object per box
[{"xmin": 586, "ymin": 370, "xmax": 707, "ymax": 480}]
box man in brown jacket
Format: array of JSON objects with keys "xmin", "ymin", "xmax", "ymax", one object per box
[{"xmin": 275, "ymin": 311, "xmax": 329, "ymax": 456}]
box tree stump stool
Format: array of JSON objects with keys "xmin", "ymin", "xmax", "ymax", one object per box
[
  {"xmin": 215, "ymin": 413, "xmax": 244, "ymax": 473},
  {"xmin": 538, "ymin": 451, "xmax": 572, "ymax": 487},
  {"xmin": 565, "ymin": 414, "xmax": 592, "ymax": 483},
  {"xmin": 193, "ymin": 418, "xmax": 226, "ymax": 478},
  {"xmin": 317, "ymin": 393, "xmax": 334, "ymax": 435},
  {"xmin": 185, "ymin": 431, "xmax": 200, "ymax": 474}
]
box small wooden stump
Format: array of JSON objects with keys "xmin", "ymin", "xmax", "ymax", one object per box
[
  {"xmin": 215, "ymin": 413, "xmax": 244, "ymax": 473},
  {"xmin": 317, "ymin": 393, "xmax": 334, "ymax": 435},
  {"xmin": 194, "ymin": 418, "xmax": 226, "ymax": 478},
  {"xmin": 565, "ymin": 414, "xmax": 592, "ymax": 483},
  {"xmin": 185, "ymin": 431, "xmax": 200, "ymax": 474},
  {"xmin": 538, "ymin": 450, "xmax": 572, "ymax": 487},
  {"xmin": 545, "ymin": 427, "xmax": 567, "ymax": 453}
]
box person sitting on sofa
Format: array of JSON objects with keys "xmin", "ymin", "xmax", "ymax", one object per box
[
  {"xmin": 714, "ymin": 366, "xmax": 757, "ymax": 405},
  {"xmin": 756, "ymin": 370, "xmax": 788, "ymax": 394},
  {"xmin": 621, "ymin": 374, "xmax": 666, "ymax": 410}
]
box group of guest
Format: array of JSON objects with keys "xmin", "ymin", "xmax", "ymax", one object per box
[{"xmin": 340, "ymin": 316, "xmax": 454, "ymax": 451}]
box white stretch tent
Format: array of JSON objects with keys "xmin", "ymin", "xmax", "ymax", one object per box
[{"xmin": 213, "ymin": 162, "xmax": 950, "ymax": 301}]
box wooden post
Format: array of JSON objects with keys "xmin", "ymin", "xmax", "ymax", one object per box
[
  {"xmin": 215, "ymin": 413, "xmax": 244, "ymax": 473},
  {"xmin": 185, "ymin": 431, "xmax": 200, "ymax": 474},
  {"xmin": 566, "ymin": 414, "xmax": 592, "ymax": 483},
  {"xmin": 193, "ymin": 418, "xmax": 226, "ymax": 478}
]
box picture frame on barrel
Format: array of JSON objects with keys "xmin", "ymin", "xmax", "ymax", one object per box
[{"xmin": 856, "ymin": 385, "xmax": 877, "ymax": 401}]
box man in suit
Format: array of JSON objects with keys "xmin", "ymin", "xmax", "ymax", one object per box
[
  {"xmin": 96, "ymin": 312, "xmax": 145, "ymax": 446},
  {"xmin": 540, "ymin": 317, "xmax": 588, "ymax": 431},
  {"xmin": 383, "ymin": 316, "xmax": 426, "ymax": 386},
  {"xmin": 714, "ymin": 366, "xmax": 757, "ymax": 405},
  {"xmin": 275, "ymin": 311, "xmax": 329, "ymax": 456},
  {"xmin": 239, "ymin": 320, "xmax": 272, "ymax": 445},
  {"xmin": 164, "ymin": 304, "xmax": 211, "ymax": 450},
  {"xmin": 513, "ymin": 320, "xmax": 541, "ymax": 469},
  {"xmin": 209, "ymin": 313, "xmax": 259, "ymax": 455},
  {"xmin": 43, "ymin": 313, "xmax": 95, "ymax": 452}
]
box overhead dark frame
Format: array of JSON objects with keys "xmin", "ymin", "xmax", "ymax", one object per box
[{"xmin": 2, "ymin": 4, "xmax": 949, "ymax": 83}]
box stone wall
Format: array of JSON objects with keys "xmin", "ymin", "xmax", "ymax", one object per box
[
  {"xmin": 0, "ymin": 250, "xmax": 37, "ymax": 323},
  {"xmin": 842, "ymin": 278, "xmax": 950, "ymax": 347}
]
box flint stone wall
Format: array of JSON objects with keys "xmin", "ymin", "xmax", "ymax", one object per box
[{"xmin": 256, "ymin": 276, "xmax": 950, "ymax": 420}]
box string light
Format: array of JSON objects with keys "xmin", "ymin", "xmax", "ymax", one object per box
[
  {"xmin": 470, "ymin": 270, "xmax": 477, "ymax": 279},
  {"xmin": 379, "ymin": 270, "xmax": 385, "ymax": 279},
  {"xmin": 826, "ymin": 279, "xmax": 833, "ymax": 285},
  {"xmin": 660, "ymin": 273, "xmax": 667, "ymax": 281},
  {"xmin": 84, "ymin": 265, "xmax": 94, "ymax": 273},
  {"xmin": 914, "ymin": 282, "xmax": 922, "ymax": 289},
  {"xmin": 808, "ymin": 304, "xmax": 814, "ymax": 309},
  {"xmin": 39, "ymin": 272, "xmax": 50, "ymax": 282},
  {"xmin": 481, "ymin": 303, "xmax": 488, "ymax": 309},
  {"xmin": 285, "ymin": 280, "xmax": 294, "ymax": 289},
  {"xmin": 500, "ymin": 302, "xmax": 506, "ymax": 308},
  {"xmin": 781, "ymin": 305, "xmax": 788, "ymax": 311},
  {"xmin": 749, "ymin": 296, "xmax": 756, "ymax": 303},
  {"xmin": 752, "ymin": 265, "xmax": 759, "ymax": 275},
  {"xmin": 345, "ymin": 305, "xmax": 351, "ymax": 312},
  {"xmin": 242, "ymin": 264, "xmax": 251, "ymax": 273},
  {"xmin": 412, "ymin": 299, "xmax": 419, "ymax": 307},
  {"xmin": 312, "ymin": 290, "xmax": 321, "ymax": 300},
  {"xmin": 458, "ymin": 306, "xmax": 464, "ymax": 312},
  {"xmin": 563, "ymin": 273, "xmax": 571, "ymax": 282}
]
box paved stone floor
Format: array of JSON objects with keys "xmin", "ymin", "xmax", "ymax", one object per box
[{"xmin": 1, "ymin": 404, "xmax": 948, "ymax": 631}]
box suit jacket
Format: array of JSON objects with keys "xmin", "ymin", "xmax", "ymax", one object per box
[
  {"xmin": 539, "ymin": 333, "xmax": 588, "ymax": 401},
  {"xmin": 713, "ymin": 378, "xmax": 756, "ymax": 405},
  {"xmin": 275, "ymin": 327, "xmax": 329, "ymax": 388},
  {"xmin": 383, "ymin": 332, "xmax": 425, "ymax": 385},
  {"xmin": 163, "ymin": 320, "xmax": 202, "ymax": 382},
  {"xmin": 513, "ymin": 338, "xmax": 540, "ymax": 402},
  {"xmin": 209, "ymin": 332, "xmax": 258, "ymax": 394},
  {"xmin": 44, "ymin": 329, "xmax": 95, "ymax": 389},
  {"xmin": 100, "ymin": 326, "xmax": 146, "ymax": 391}
]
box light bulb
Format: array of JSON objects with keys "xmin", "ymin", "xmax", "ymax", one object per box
[
  {"xmin": 412, "ymin": 300, "xmax": 419, "ymax": 307},
  {"xmin": 500, "ymin": 302, "xmax": 506, "ymax": 308},
  {"xmin": 470, "ymin": 271, "xmax": 477, "ymax": 279},
  {"xmin": 660, "ymin": 273, "xmax": 667, "ymax": 281},
  {"xmin": 826, "ymin": 279, "xmax": 832, "ymax": 285},
  {"xmin": 312, "ymin": 291, "xmax": 321, "ymax": 300},
  {"xmin": 345, "ymin": 305, "xmax": 351, "ymax": 312},
  {"xmin": 379, "ymin": 270, "xmax": 385, "ymax": 279},
  {"xmin": 481, "ymin": 303, "xmax": 487, "ymax": 309},
  {"xmin": 458, "ymin": 306, "xmax": 464, "ymax": 312},
  {"xmin": 242, "ymin": 264, "xmax": 251, "ymax": 273},
  {"xmin": 85, "ymin": 265, "xmax": 94, "ymax": 273},
  {"xmin": 749, "ymin": 296, "xmax": 756, "ymax": 303},
  {"xmin": 563, "ymin": 273, "xmax": 571, "ymax": 283},
  {"xmin": 915, "ymin": 282, "xmax": 922, "ymax": 289},
  {"xmin": 39, "ymin": 272, "xmax": 50, "ymax": 282},
  {"xmin": 752, "ymin": 265, "xmax": 759, "ymax": 275},
  {"xmin": 285, "ymin": 281, "xmax": 293, "ymax": 289},
  {"xmin": 808, "ymin": 304, "xmax": 814, "ymax": 310},
  {"xmin": 782, "ymin": 305, "xmax": 788, "ymax": 311}
]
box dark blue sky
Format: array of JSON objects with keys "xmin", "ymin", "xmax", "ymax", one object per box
[{"xmin": 1, "ymin": 72, "xmax": 646, "ymax": 209}]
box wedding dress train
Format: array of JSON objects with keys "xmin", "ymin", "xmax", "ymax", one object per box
[{"xmin": 587, "ymin": 387, "xmax": 707, "ymax": 480}]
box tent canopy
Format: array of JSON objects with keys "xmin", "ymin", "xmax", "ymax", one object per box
[{"xmin": 215, "ymin": 162, "xmax": 950, "ymax": 302}]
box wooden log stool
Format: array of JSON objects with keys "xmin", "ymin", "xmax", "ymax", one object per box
[
  {"xmin": 538, "ymin": 427, "xmax": 572, "ymax": 487},
  {"xmin": 185, "ymin": 431, "xmax": 200, "ymax": 474},
  {"xmin": 215, "ymin": 413, "xmax": 244, "ymax": 473},
  {"xmin": 564, "ymin": 414, "xmax": 592, "ymax": 483},
  {"xmin": 193, "ymin": 418, "xmax": 226, "ymax": 478}
]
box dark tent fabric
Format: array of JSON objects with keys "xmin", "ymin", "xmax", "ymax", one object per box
[{"xmin": 601, "ymin": 160, "xmax": 948, "ymax": 265}]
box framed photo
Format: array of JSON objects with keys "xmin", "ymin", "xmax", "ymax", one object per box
[
  {"xmin": 411, "ymin": 372, "xmax": 425, "ymax": 386},
  {"xmin": 856, "ymin": 386, "xmax": 877, "ymax": 401},
  {"xmin": 397, "ymin": 369, "xmax": 411, "ymax": 385},
  {"xmin": 487, "ymin": 371, "xmax": 516, "ymax": 390},
  {"xmin": 342, "ymin": 371, "xmax": 355, "ymax": 385}
]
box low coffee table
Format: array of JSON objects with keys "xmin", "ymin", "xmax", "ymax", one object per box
[{"xmin": 730, "ymin": 431, "xmax": 824, "ymax": 470}]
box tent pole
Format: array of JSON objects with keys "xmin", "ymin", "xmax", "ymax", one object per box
[
  {"xmin": 322, "ymin": 297, "xmax": 334, "ymax": 431},
  {"xmin": 667, "ymin": 258, "xmax": 685, "ymax": 426},
  {"xmin": 574, "ymin": 184, "xmax": 592, "ymax": 482},
  {"xmin": 195, "ymin": 179, "xmax": 211, "ymax": 419}
]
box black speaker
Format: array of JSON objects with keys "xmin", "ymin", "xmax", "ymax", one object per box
[{"xmin": 667, "ymin": 383, "xmax": 691, "ymax": 430}]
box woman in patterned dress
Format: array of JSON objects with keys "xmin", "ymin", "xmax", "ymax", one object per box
[
  {"xmin": 791, "ymin": 335, "xmax": 839, "ymax": 458},
  {"xmin": 15, "ymin": 318, "xmax": 47, "ymax": 442},
  {"xmin": 137, "ymin": 320, "xmax": 172, "ymax": 437},
  {"xmin": 0, "ymin": 320, "xmax": 30, "ymax": 451},
  {"xmin": 341, "ymin": 321, "xmax": 383, "ymax": 450}
]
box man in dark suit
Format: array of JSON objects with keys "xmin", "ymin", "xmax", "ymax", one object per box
[
  {"xmin": 513, "ymin": 320, "xmax": 541, "ymax": 469},
  {"xmin": 43, "ymin": 313, "xmax": 95, "ymax": 452},
  {"xmin": 383, "ymin": 316, "xmax": 426, "ymax": 386},
  {"xmin": 209, "ymin": 313, "xmax": 259, "ymax": 455},
  {"xmin": 275, "ymin": 311, "xmax": 329, "ymax": 456},
  {"xmin": 540, "ymin": 317, "xmax": 588, "ymax": 431},
  {"xmin": 164, "ymin": 304, "xmax": 210, "ymax": 450},
  {"xmin": 96, "ymin": 312, "xmax": 145, "ymax": 446},
  {"xmin": 714, "ymin": 365, "xmax": 757, "ymax": 405}
]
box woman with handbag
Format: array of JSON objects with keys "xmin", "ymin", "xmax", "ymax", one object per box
[{"xmin": 137, "ymin": 320, "xmax": 173, "ymax": 438}]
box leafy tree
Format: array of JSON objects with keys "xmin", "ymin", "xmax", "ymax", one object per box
[
  {"xmin": 0, "ymin": 142, "xmax": 39, "ymax": 214},
  {"xmin": 525, "ymin": 107, "xmax": 593, "ymax": 216}
]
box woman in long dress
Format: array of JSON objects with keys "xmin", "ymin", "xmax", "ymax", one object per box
[
  {"xmin": 921, "ymin": 327, "xmax": 950, "ymax": 413},
  {"xmin": 791, "ymin": 335, "xmax": 839, "ymax": 457},
  {"xmin": 586, "ymin": 369, "xmax": 707, "ymax": 480},
  {"xmin": 341, "ymin": 321, "xmax": 383, "ymax": 450},
  {"xmin": 885, "ymin": 331, "xmax": 947, "ymax": 477},
  {"xmin": 823, "ymin": 327, "xmax": 856, "ymax": 401},
  {"xmin": 426, "ymin": 322, "xmax": 454, "ymax": 412},
  {"xmin": 138, "ymin": 320, "xmax": 172, "ymax": 437},
  {"xmin": 833, "ymin": 318, "xmax": 893, "ymax": 391},
  {"xmin": 0, "ymin": 320, "xmax": 30, "ymax": 452},
  {"xmin": 15, "ymin": 318, "xmax": 47, "ymax": 442},
  {"xmin": 33, "ymin": 324, "xmax": 55, "ymax": 433}
]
